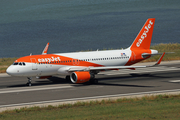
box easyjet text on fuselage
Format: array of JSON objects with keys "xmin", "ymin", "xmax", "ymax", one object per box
[{"xmin": 38, "ymin": 57, "xmax": 61, "ymax": 63}]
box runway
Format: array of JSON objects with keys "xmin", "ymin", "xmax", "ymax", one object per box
[{"xmin": 0, "ymin": 61, "xmax": 180, "ymax": 111}]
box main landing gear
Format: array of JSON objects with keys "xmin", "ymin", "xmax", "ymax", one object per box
[
  {"xmin": 27, "ymin": 77, "xmax": 32, "ymax": 86},
  {"xmin": 90, "ymin": 79, "xmax": 98, "ymax": 84}
]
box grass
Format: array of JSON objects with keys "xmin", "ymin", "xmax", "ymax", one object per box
[
  {"xmin": 0, "ymin": 94, "xmax": 180, "ymax": 120},
  {"xmin": 0, "ymin": 58, "xmax": 17, "ymax": 73},
  {"xmin": 0, "ymin": 43, "xmax": 180, "ymax": 73},
  {"xmin": 0, "ymin": 58, "xmax": 18, "ymax": 66}
]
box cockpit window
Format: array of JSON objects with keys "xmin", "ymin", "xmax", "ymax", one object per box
[
  {"xmin": 13, "ymin": 62, "xmax": 26, "ymax": 66},
  {"xmin": 13, "ymin": 62, "xmax": 18, "ymax": 65}
]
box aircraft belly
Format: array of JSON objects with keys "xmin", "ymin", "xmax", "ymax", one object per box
[{"xmin": 37, "ymin": 64, "xmax": 61, "ymax": 76}]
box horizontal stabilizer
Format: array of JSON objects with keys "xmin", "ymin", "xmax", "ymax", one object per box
[{"xmin": 142, "ymin": 52, "xmax": 174, "ymax": 58}]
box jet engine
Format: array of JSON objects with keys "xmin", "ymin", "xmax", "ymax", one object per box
[{"xmin": 70, "ymin": 71, "xmax": 92, "ymax": 83}]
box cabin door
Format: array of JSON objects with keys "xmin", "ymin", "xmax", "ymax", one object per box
[{"xmin": 31, "ymin": 58, "xmax": 38, "ymax": 70}]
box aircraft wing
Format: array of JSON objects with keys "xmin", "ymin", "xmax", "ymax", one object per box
[
  {"xmin": 68, "ymin": 52, "xmax": 165, "ymax": 72},
  {"xmin": 68, "ymin": 66, "xmax": 145, "ymax": 72}
]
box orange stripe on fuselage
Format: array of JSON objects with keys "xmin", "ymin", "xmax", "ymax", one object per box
[{"xmin": 15, "ymin": 54, "xmax": 103, "ymax": 67}]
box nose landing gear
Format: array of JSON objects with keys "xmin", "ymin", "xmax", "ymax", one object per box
[{"xmin": 27, "ymin": 77, "xmax": 32, "ymax": 86}]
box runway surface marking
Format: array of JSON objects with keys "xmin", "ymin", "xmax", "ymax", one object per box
[
  {"xmin": 1, "ymin": 89, "xmax": 180, "ymax": 108},
  {"xmin": 169, "ymin": 80, "xmax": 180, "ymax": 83},
  {"xmin": 0, "ymin": 73, "xmax": 10, "ymax": 77},
  {"xmin": 0, "ymin": 85, "xmax": 73, "ymax": 94}
]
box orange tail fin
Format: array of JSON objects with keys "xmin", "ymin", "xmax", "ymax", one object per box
[{"xmin": 130, "ymin": 18, "xmax": 155, "ymax": 50}]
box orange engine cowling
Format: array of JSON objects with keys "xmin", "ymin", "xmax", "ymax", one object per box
[{"xmin": 70, "ymin": 71, "xmax": 91, "ymax": 83}]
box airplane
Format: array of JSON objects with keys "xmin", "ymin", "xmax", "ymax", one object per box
[{"xmin": 6, "ymin": 18, "xmax": 166, "ymax": 86}]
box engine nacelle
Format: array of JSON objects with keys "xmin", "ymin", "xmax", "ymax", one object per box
[{"xmin": 70, "ymin": 71, "xmax": 92, "ymax": 83}]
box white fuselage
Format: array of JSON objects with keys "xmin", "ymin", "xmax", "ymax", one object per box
[{"xmin": 6, "ymin": 48, "xmax": 133, "ymax": 77}]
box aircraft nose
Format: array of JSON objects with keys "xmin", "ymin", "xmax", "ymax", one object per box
[
  {"xmin": 6, "ymin": 66, "xmax": 16, "ymax": 76},
  {"xmin": 6, "ymin": 66, "xmax": 12, "ymax": 75}
]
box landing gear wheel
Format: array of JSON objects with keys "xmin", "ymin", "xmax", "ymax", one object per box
[
  {"xmin": 26, "ymin": 83, "xmax": 31, "ymax": 86},
  {"xmin": 65, "ymin": 75, "xmax": 71, "ymax": 83},
  {"xmin": 90, "ymin": 79, "xmax": 98, "ymax": 84},
  {"xmin": 65, "ymin": 75, "xmax": 70, "ymax": 80},
  {"xmin": 94, "ymin": 79, "xmax": 98, "ymax": 84},
  {"xmin": 27, "ymin": 77, "xmax": 32, "ymax": 86}
]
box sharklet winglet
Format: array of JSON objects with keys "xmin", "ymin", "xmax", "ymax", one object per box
[
  {"xmin": 154, "ymin": 52, "xmax": 165, "ymax": 65},
  {"xmin": 42, "ymin": 43, "xmax": 49, "ymax": 55}
]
